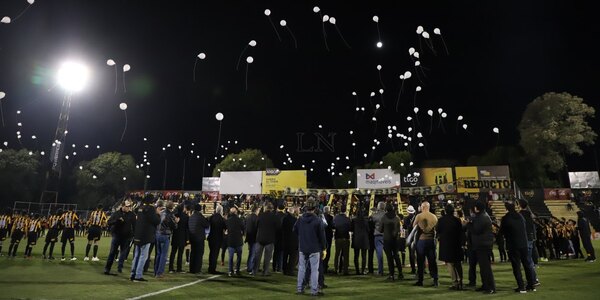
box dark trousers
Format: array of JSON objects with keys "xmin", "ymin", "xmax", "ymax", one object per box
[
  {"xmin": 468, "ymin": 249, "xmax": 478, "ymax": 285},
  {"xmin": 416, "ymin": 239, "xmax": 438, "ymax": 283},
  {"xmin": 368, "ymin": 244, "xmax": 375, "ymax": 273},
  {"xmin": 498, "ymin": 243, "xmax": 507, "ymax": 262},
  {"xmin": 508, "ymin": 247, "xmax": 535, "ymax": 289},
  {"xmin": 582, "ymin": 237, "xmax": 596, "ymax": 259},
  {"xmin": 208, "ymin": 238, "xmax": 221, "ymax": 272},
  {"xmin": 189, "ymin": 236, "xmax": 205, "ymax": 274},
  {"xmin": 169, "ymin": 241, "xmax": 186, "ymax": 272},
  {"xmin": 246, "ymin": 242, "xmax": 256, "ymax": 272},
  {"xmin": 476, "ymin": 249, "xmax": 496, "ymax": 291},
  {"xmin": 253, "ymin": 243, "xmax": 274, "ymax": 275},
  {"xmin": 353, "ymin": 248, "xmax": 367, "ymax": 274},
  {"xmin": 383, "ymin": 239, "xmax": 403, "ymax": 277},
  {"xmin": 323, "ymin": 237, "xmax": 333, "ymax": 272},
  {"xmin": 273, "ymin": 242, "xmax": 283, "ymax": 272},
  {"xmin": 228, "ymin": 246, "xmax": 243, "ymax": 273},
  {"xmin": 334, "ymin": 238, "xmax": 350, "ymax": 274},
  {"xmin": 104, "ymin": 236, "xmax": 131, "ymax": 272},
  {"xmin": 282, "ymin": 247, "xmax": 298, "ymax": 275},
  {"xmin": 408, "ymin": 244, "xmax": 416, "ymax": 272}
]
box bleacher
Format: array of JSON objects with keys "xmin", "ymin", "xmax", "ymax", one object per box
[{"xmin": 544, "ymin": 200, "xmax": 579, "ymax": 221}]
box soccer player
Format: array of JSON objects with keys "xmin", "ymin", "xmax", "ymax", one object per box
[
  {"xmin": 0, "ymin": 208, "xmax": 12, "ymax": 256},
  {"xmin": 60, "ymin": 207, "xmax": 80, "ymax": 261},
  {"xmin": 43, "ymin": 209, "xmax": 63, "ymax": 260},
  {"xmin": 8, "ymin": 211, "xmax": 28, "ymax": 258},
  {"xmin": 85, "ymin": 204, "xmax": 108, "ymax": 262},
  {"xmin": 24, "ymin": 213, "xmax": 42, "ymax": 258}
]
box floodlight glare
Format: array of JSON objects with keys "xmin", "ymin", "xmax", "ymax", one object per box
[{"xmin": 57, "ymin": 61, "xmax": 89, "ymax": 92}]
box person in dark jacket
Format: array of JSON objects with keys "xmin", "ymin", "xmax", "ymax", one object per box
[
  {"xmin": 208, "ymin": 205, "xmax": 226, "ymax": 274},
  {"xmin": 518, "ymin": 199, "xmax": 539, "ymax": 284},
  {"xmin": 323, "ymin": 206, "xmax": 334, "ymax": 273},
  {"xmin": 130, "ymin": 195, "xmax": 161, "ymax": 282},
  {"xmin": 282, "ymin": 207, "xmax": 299, "ymax": 276},
  {"xmin": 188, "ymin": 203, "xmax": 210, "ymax": 274},
  {"xmin": 169, "ymin": 204, "xmax": 189, "ymax": 273},
  {"xmin": 245, "ymin": 206, "xmax": 259, "ymax": 273},
  {"xmin": 351, "ymin": 210, "xmax": 370, "ymax": 275},
  {"xmin": 253, "ymin": 203, "xmax": 280, "ymax": 276},
  {"xmin": 577, "ymin": 211, "xmax": 596, "ymax": 262},
  {"xmin": 403, "ymin": 205, "xmax": 417, "ymax": 274},
  {"xmin": 273, "ymin": 203, "xmax": 286, "ymax": 272},
  {"xmin": 225, "ymin": 207, "xmax": 245, "ymax": 276},
  {"xmin": 154, "ymin": 200, "xmax": 178, "ymax": 278},
  {"xmin": 468, "ymin": 200, "xmax": 496, "ymax": 294},
  {"xmin": 437, "ymin": 204, "xmax": 464, "ymax": 290},
  {"xmin": 381, "ymin": 203, "xmax": 403, "ymax": 281},
  {"xmin": 500, "ymin": 201, "xmax": 536, "ymax": 293},
  {"xmin": 104, "ymin": 200, "xmax": 136, "ymax": 275},
  {"xmin": 333, "ymin": 209, "xmax": 351, "ymax": 275},
  {"xmin": 294, "ymin": 199, "xmax": 326, "ymax": 296}
]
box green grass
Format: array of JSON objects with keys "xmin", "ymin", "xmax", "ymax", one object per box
[{"xmin": 0, "ymin": 236, "xmax": 598, "ymax": 299}]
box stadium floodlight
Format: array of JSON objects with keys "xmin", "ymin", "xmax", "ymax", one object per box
[{"xmin": 57, "ymin": 61, "xmax": 89, "ymax": 93}]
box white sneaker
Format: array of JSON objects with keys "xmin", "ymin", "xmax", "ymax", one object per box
[
  {"xmin": 71, "ymin": 257, "xmax": 78, "ymax": 261},
  {"xmin": 61, "ymin": 258, "xmax": 66, "ymax": 261},
  {"xmin": 83, "ymin": 257, "xmax": 90, "ymax": 261},
  {"xmin": 92, "ymin": 257, "xmax": 100, "ymax": 262}
]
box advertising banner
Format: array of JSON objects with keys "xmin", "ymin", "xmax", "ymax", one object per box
[
  {"xmin": 202, "ymin": 177, "xmax": 220, "ymax": 192},
  {"xmin": 261, "ymin": 170, "xmax": 307, "ymax": 194},
  {"xmin": 456, "ymin": 165, "xmax": 511, "ymax": 193},
  {"xmin": 356, "ymin": 169, "xmax": 401, "ymax": 189},
  {"xmin": 282, "ymin": 184, "xmax": 454, "ymax": 197},
  {"xmin": 569, "ymin": 172, "xmax": 600, "ymax": 189},
  {"xmin": 219, "ymin": 171, "xmax": 262, "ymax": 195},
  {"xmin": 543, "ymin": 188, "xmax": 572, "ymax": 200},
  {"xmin": 402, "ymin": 167, "xmax": 454, "ymax": 187}
]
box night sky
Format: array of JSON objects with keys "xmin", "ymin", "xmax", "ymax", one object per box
[{"xmin": 1, "ymin": 0, "xmax": 599, "ymax": 189}]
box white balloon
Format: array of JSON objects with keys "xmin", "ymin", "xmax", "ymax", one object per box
[
  {"xmin": 457, "ymin": 115, "xmax": 464, "ymax": 121},
  {"xmin": 375, "ymin": 104, "xmax": 381, "ymax": 109},
  {"xmin": 329, "ymin": 17, "xmax": 336, "ymax": 25},
  {"xmin": 442, "ymin": 112, "xmax": 447, "ymax": 118},
  {"xmin": 352, "ymin": 91, "xmax": 357, "ymax": 96},
  {"xmin": 422, "ymin": 31, "xmax": 430, "ymax": 39},
  {"xmin": 361, "ymin": 107, "xmax": 365, "ymax": 111},
  {"xmin": 416, "ymin": 26, "xmax": 423, "ymax": 34},
  {"xmin": 372, "ymin": 117, "xmax": 377, "ymax": 121},
  {"xmin": 1, "ymin": 17, "xmax": 11, "ymax": 24},
  {"xmin": 355, "ymin": 107, "xmax": 360, "ymax": 111},
  {"xmin": 372, "ymin": 15, "xmax": 379, "ymax": 23},
  {"xmin": 438, "ymin": 108, "xmax": 443, "ymax": 114},
  {"xmin": 427, "ymin": 110, "xmax": 433, "ymax": 116},
  {"xmin": 416, "ymin": 86, "xmax": 422, "ymax": 92},
  {"xmin": 28, "ymin": 0, "xmax": 35, "ymax": 4},
  {"xmin": 415, "ymin": 61, "xmax": 421, "ymax": 66},
  {"xmin": 246, "ymin": 56, "xmax": 254, "ymax": 63},
  {"xmin": 392, "ymin": 126, "xmax": 397, "ymax": 130},
  {"xmin": 493, "ymin": 127, "xmax": 500, "ymax": 134},
  {"xmin": 377, "ymin": 41, "xmax": 383, "ymax": 48},
  {"xmin": 413, "ymin": 107, "xmax": 419, "ymax": 114},
  {"xmin": 418, "ymin": 143, "xmax": 424, "ymax": 147},
  {"xmin": 106, "ymin": 59, "xmax": 116, "ymax": 66},
  {"xmin": 0, "ymin": 92, "xmax": 5, "ymax": 99},
  {"xmin": 388, "ymin": 134, "xmax": 393, "ymax": 138},
  {"xmin": 216, "ymin": 112, "xmax": 224, "ymax": 121},
  {"xmin": 379, "ymin": 89, "xmax": 384, "ymax": 94},
  {"xmin": 264, "ymin": 9, "xmax": 271, "ymax": 16},
  {"xmin": 434, "ymin": 28, "xmax": 441, "ymax": 35},
  {"xmin": 123, "ymin": 64, "xmax": 131, "ymax": 72},
  {"xmin": 417, "ymin": 132, "xmax": 423, "ymax": 138},
  {"xmin": 198, "ymin": 52, "xmax": 206, "ymax": 59},
  {"xmin": 404, "ymin": 71, "xmax": 412, "ymax": 79},
  {"xmin": 407, "ymin": 116, "xmax": 412, "ymax": 121},
  {"xmin": 377, "ymin": 64, "xmax": 382, "ymax": 70},
  {"xmin": 119, "ymin": 103, "xmax": 127, "ymax": 110},
  {"xmin": 249, "ymin": 40, "xmax": 257, "ymax": 47},
  {"xmin": 370, "ymin": 92, "xmax": 375, "ymax": 97},
  {"xmin": 313, "ymin": 6, "xmax": 320, "ymax": 13},
  {"xmin": 399, "ymin": 75, "xmax": 405, "ymax": 80},
  {"xmin": 463, "ymin": 124, "xmax": 468, "ymax": 130},
  {"xmin": 279, "ymin": 20, "xmax": 287, "ymax": 26},
  {"xmin": 409, "ymin": 47, "xmax": 415, "ymax": 55},
  {"xmin": 322, "ymin": 15, "xmax": 329, "ymax": 22},
  {"xmin": 413, "ymin": 51, "xmax": 420, "ymax": 59}
]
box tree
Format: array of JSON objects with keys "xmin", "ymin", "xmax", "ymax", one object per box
[
  {"xmin": 73, "ymin": 152, "xmax": 143, "ymax": 209},
  {"xmin": 212, "ymin": 149, "xmax": 274, "ymax": 176},
  {"xmin": 0, "ymin": 149, "xmax": 41, "ymax": 208},
  {"xmin": 519, "ymin": 92, "xmax": 596, "ymax": 174},
  {"xmin": 363, "ymin": 151, "xmax": 412, "ymax": 175}
]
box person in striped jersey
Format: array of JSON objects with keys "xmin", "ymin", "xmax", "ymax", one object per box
[
  {"xmin": 43, "ymin": 209, "xmax": 63, "ymax": 260},
  {"xmin": 0, "ymin": 208, "xmax": 12, "ymax": 256},
  {"xmin": 8, "ymin": 211, "xmax": 28, "ymax": 258},
  {"xmin": 60, "ymin": 207, "xmax": 80, "ymax": 261},
  {"xmin": 85, "ymin": 204, "xmax": 108, "ymax": 262},
  {"xmin": 24, "ymin": 213, "xmax": 42, "ymax": 258}
]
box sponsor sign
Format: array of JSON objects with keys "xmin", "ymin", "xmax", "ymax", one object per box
[
  {"xmin": 543, "ymin": 188, "xmax": 572, "ymax": 200},
  {"xmin": 569, "ymin": 172, "xmax": 600, "ymax": 189},
  {"xmin": 402, "ymin": 167, "xmax": 454, "ymax": 187},
  {"xmin": 357, "ymin": 169, "xmax": 401, "ymax": 189},
  {"xmin": 219, "ymin": 171, "xmax": 262, "ymax": 195},
  {"xmin": 456, "ymin": 165, "xmax": 511, "ymax": 193},
  {"xmin": 261, "ymin": 170, "xmax": 307, "ymax": 194},
  {"xmin": 202, "ymin": 177, "xmax": 220, "ymax": 192}
]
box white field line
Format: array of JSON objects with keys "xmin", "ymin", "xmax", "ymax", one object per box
[{"xmin": 125, "ymin": 275, "xmax": 221, "ymax": 300}]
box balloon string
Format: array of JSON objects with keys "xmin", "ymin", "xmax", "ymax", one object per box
[
  {"xmin": 0, "ymin": 101, "xmax": 4, "ymax": 127},
  {"xmin": 286, "ymin": 27, "xmax": 298, "ymax": 49},
  {"xmin": 12, "ymin": 4, "xmax": 31, "ymax": 22},
  {"xmin": 193, "ymin": 58, "xmax": 198, "ymax": 82},
  {"xmin": 379, "ymin": 94, "xmax": 384, "ymax": 107},
  {"xmin": 413, "ymin": 91, "xmax": 418, "ymax": 106},
  {"xmin": 334, "ymin": 25, "xmax": 351, "ymax": 49},
  {"xmin": 114, "ymin": 66, "xmax": 118, "ymax": 94},
  {"xmin": 438, "ymin": 117, "xmax": 446, "ymax": 134},
  {"xmin": 268, "ymin": 17, "xmax": 282, "ymax": 42},
  {"xmin": 441, "ymin": 36, "xmax": 450, "ymax": 55},
  {"xmin": 215, "ymin": 121, "xmax": 222, "ymax": 155},
  {"xmin": 378, "ymin": 70, "xmax": 385, "ymax": 88},
  {"xmin": 123, "ymin": 72, "xmax": 127, "ymax": 93},
  {"xmin": 429, "ymin": 117, "xmax": 433, "ymax": 135},
  {"xmin": 120, "ymin": 110, "xmax": 128, "ymax": 142},
  {"xmin": 425, "ymin": 39, "xmax": 437, "ymax": 55},
  {"xmin": 376, "ymin": 23, "xmax": 382, "ymax": 41},
  {"xmin": 414, "ymin": 66, "xmax": 424, "ymax": 85},
  {"xmin": 396, "ymin": 80, "xmax": 404, "ymax": 112},
  {"xmin": 245, "ymin": 64, "xmax": 249, "ymax": 91},
  {"xmin": 318, "ymin": 12, "xmax": 329, "ymax": 51},
  {"xmin": 236, "ymin": 45, "xmax": 249, "ymax": 71}
]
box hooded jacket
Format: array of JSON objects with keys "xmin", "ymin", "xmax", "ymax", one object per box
[
  {"xmin": 107, "ymin": 208, "xmax": 136, "ymax": 238},
  {"xmin": 294, "ymin": 212, "xmax": 326, "ymax": 254},
  {"xmin": 499, "ymin": 211, "xmax": 528, "ymax": 250},
  {"xmin": 133, "ymin": 204, "xmax": 161, "ymax": 245}
]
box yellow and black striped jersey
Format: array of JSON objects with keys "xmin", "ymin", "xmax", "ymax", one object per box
[
  {"xmin": 48, "ymin": 215, "xmax": 61, "ymax": 229},
  {"xmin": 61, "ymin": 211, "xmax": 79, "ymax": 229},
  {"xmin": 12, "ymin": 216, "xmax": 29, "ymax": 232},
  {"xmin": 28, "ymin": 219, "xmax": 42, "ymax": 233},
  {"xmin": 0, "ymin": 215, "xmax": 11, "ymax": 229},
  {"xmin": 87, "ymin": 210, "xmax": 108, "ymax": 227}
]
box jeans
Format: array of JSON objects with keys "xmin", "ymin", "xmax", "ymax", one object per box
[
  {"xmin": 476, "ymin": 249, "xmax": 496, "ymax": 291},
  {"xmin": 526, "ymin": 241, "xmax": 538, "ymax": 280},
  {"xmin": 246, "ymin": 242, "xmax": 256, "ymax": 272},
  {"xmin": 374, "ymin": 235, "xmax": 384, "ymax": 274},
  {"xmin": 253, "ymin": 243, "xmax": 274, "ymax": 275},
  {"xmin": 297, "ymin": 252, "xmax": 320, "ymax": 295},
  {"xmin": 228, "ymin": 246, "xmax": 243, "ymax": 273},
  {"xmin": 130, "ymin": 243, "xmax": 151, "ymax": 279},
  {"xmin": 104, "ymin": 235, "xmax": 131, "ymax": 272},
  {"xmin": 416, "ymin": 239, "xmax": 438, "ymax": 282},
  {"xmin": 508, "ymin": 247, "xmax": 535, "ymax": 289},
  {"xmin": 383, "ymin": 239, "xmax": 403, "ymax": 277},
  {"xmin": 154, "ymin": 234, "xmax": 170, "ymax": 276}
]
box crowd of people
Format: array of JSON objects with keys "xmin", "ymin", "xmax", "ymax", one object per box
[{"xmin": 0, "ymin": 193, "xmax": 597, "ymax": 296}]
